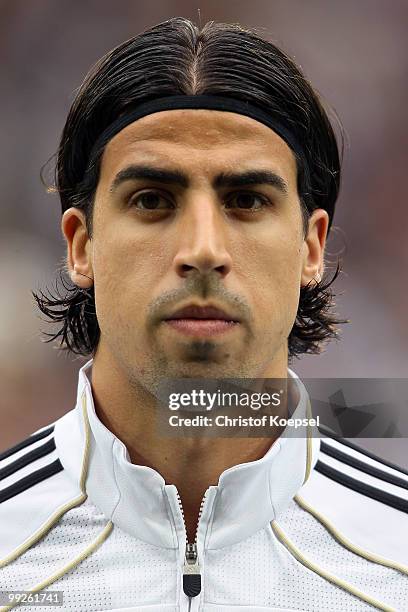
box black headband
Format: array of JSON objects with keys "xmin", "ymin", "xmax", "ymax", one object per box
[
  {"xmin": 86, "ymin": 94, "xmax": 332, "ymax": 230},
  {"xmin": 89, "ymin": 94, "xmax": 303, "ymax": 160}
]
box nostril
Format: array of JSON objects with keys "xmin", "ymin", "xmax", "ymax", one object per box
[
  {"xmin": 178, "ymin": 263, "xmax": 228, "ymax": 276},
  {"xmin": 215, "ymin": 264, "xmax": 228, "ymax": 275},
  {"xmin": 180, "ymin": 264, "xmax": 195, "ymax": 274}
]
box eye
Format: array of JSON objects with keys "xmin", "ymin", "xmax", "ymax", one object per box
[
  {"xmin": 225, "ymin": 191, "xmax": 270, "ymax": 211},
  {"xmin": 128, "ymin": 190, "xmax": 173, "ymax": 210}
]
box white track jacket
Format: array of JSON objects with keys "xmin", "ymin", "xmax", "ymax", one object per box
[{"xmin": 0, "ymin": 360, "xmax": 407, "ymax": 612}]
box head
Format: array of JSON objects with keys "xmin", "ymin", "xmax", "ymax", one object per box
[{"xmin": 36, "ymin": 17, "xmax": 347, "ymax": 390}]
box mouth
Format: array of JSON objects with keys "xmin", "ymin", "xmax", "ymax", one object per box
[{"xmin": 163, "ymin": 303, "xmax": 241, "ymax": 337}]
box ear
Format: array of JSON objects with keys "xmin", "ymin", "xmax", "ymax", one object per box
[
  {"xmin": 300, "ymin": 209, "xmax": 329, "ymax": 287},
  {"xmin": 61, "ymin": 207, "xmax": 93, "ymax": 289}
]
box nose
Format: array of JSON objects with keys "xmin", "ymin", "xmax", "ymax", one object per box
[{"xmin": 172, "ymin": 195, "xmax": 233, "ymax": 279}]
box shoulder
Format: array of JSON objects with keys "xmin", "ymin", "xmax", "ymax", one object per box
[
  {"xmin": 0, "ymin": 417, "xmax": 83, "ymax": 562},
  {"xmin": 315, "ymin": 433, "xmax": 408, "ymax": 513},
  {"xmin": 0, "ymin": 422, "xmax": 63, "ymax": 504},
  {"xmin": 299, "ymin": 432, "xmax": 408, "ymax": 565}
]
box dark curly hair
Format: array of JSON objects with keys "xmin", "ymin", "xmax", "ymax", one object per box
[{"xmin": 34, "ymin": 17, "xmax": 348, "ymax": 362}]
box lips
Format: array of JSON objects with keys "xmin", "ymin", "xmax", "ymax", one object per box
[{"xmin": 165, "ymin": 304, "xmax": 239, "ymax": 322}]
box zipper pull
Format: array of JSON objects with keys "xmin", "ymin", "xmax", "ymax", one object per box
[{"xmin": 183, "ymin": 542, "xmax": 201, "ymax": 597}]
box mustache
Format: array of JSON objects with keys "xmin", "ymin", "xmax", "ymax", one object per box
[{"xmin": 147, "ymin": 271, "xmax": 251, "ymax": 327}]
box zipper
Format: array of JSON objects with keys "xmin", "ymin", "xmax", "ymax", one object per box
[{"xmin": 176, "ymin": 488, "xmax": 208, "ymax": 599}]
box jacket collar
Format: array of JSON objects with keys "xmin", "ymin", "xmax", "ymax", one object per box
[{"xmin": 55, "ymin": 359, "xmax": 320, "ymax": 549}]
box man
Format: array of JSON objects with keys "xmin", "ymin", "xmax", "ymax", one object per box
[{"xmin": 0, "ymin": 16, "xmax": 407, "ymax": 612}]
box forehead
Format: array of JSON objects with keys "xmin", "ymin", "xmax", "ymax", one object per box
[{"xmin": 100, "ymin": 109, "xmax": 297, "ymax": 179}]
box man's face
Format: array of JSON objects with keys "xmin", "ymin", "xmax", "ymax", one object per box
[{"xmin": 64, "ymin": 110, "xmax": 327, "ymax": 391}]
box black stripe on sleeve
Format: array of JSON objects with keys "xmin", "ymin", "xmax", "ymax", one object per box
[
  {"xmin": 318, "ymin": 424, "xmax": 408, "ymax": 477},
  {"xmin": 320, "ymin": 440, "xmax": 408, "ymax": 491},
  {"xmin": 0, "ymin": 426, "xmax": 55, "ymax": 462},
  {"xmin": 0, "ymin": 459, "xmax": 64, "ymax": 504},
  {"xmin": 315, "ymin": 460, "xmax": 408, "ymax": 514},
  {"xmin": 0, "ymin": 459, "xmax": 64, "ymax": 503},
  {"xmin": 0, "ymin": 437, "xmax": 56, "ymax": 481}
]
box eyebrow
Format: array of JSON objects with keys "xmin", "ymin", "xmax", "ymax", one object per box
[{"xmin": 109, "ymin": 164, "xmax": 289, "ymax": 194}]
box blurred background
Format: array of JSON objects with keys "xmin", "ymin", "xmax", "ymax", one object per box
[{"xmin": 1, "ymin": 0, "xmax": 407, "ymax": 467}]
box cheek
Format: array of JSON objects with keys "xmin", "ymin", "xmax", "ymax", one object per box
[
  {"xmin": 91, "ymin": 224, "xmax": 162, "ymax": 330},
  {"xmin": 237, "ymin": 228, "xmax": 302, "ymax": 330}
]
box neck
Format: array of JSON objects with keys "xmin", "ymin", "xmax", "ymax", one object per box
[{"xmin": 91, "ymin": 342, "xmax": 290, "ymax": 542}]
